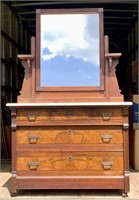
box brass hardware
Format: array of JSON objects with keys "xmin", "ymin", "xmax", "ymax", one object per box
[
  {"xmin": 28, "ymin": 135, "xmax": 40, "ymax": 144},
  {"xmin": 67, "ymin": 129, "xmax": 72, "ymax": 134},
  {"xmin": 102, "ymin": 113, "xmax": 111, "ymax": 121},
  {"xmin": 102, "ymin": 161, "xmax": 113, "ymax": 170},
  {"xmin": 67, "ymin": 112, "xmax": 72, "ymax": 118},
  {"xmin": 27, "ymin": 114, "xmax": 37, "ymax": 122},
  {"xmin": 27, "ymin": 162, "xmax": 40, "ymax": 170},
  {"xmin": 101, "ymin": 135, "xmax": 112, "ymax": 143},
  {"xmin": 68, "ymin": 156, "xmax": 72, "ymax": 160}
]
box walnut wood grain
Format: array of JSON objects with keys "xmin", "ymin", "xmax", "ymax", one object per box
[
  {"xmin": 16, "ymin": 108, "xmax": 124, "ymax": 122},
  {"xmin": 14, "ymin": 176, "xmax": 125, "ymax": 190},
  {"xmin": 17, "ymin": 151, "xmax": 123, "ymax": 157},
  {"xmin": 17, "ymin": 144, "xmax": 123, "ymax": 152},
  {"xmin": 16, "ymin": 109, "xmax": 50, "ymax": 121},
  {"xmin": 7, "ymin": 104, "xmax": 131, "ymax": 195},
  {"xmin": 17, "ymin": 156, "xmax": 123, "ymax": 171},
  {"xmin": 17, "ymin": 170, "xmax": 123, "ymax": 176},
  {"xmin": 16, "ymin": 126, "xmax": 123, "ymax": 144}
]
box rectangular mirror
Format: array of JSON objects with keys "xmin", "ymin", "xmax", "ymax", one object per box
[{"xmin": 36, "ymin": 8, "xmax": 104, "ymax": 91}]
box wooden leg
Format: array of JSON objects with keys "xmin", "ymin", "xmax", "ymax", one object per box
[
  {"xmin": 11, "ymin": 175, "xmax": 17, "ymax": 196},
  {"xmin": 10, "ymin": 192, "xmax": 17, "ymax": 197},
  {"xmin": 122, "ymin": 191, "xmax": 128, "ymax": 198}
]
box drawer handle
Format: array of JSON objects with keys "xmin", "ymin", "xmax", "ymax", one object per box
[
  {"xmin": 27, "ymin": 162, "xmax": 40, "ymax": 170},
  {"xmin": 28, "ymin": 135, "xmax": 40, "ymax": 144},
  {"xmin": 102, "ymin": 113, "xmax": 111, "ymax": 121},
  {"xmin": 101, "ymin": 135, "xmax": 112, "ymax": 143},
  {"xmin": 102, "ymin": 161, "xmax": 113, "ymax": 170},
  {"xmin": 28, "ymin": 114, "xmax": 37, "ymax": 122}
]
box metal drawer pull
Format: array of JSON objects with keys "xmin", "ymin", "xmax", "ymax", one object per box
[
  {"xmin": 102, "ymin": 113, "xmax": 111, "ymax": 121},
  {"xmin": 27, "ymin": 162, "xmax": 40, "ymax": 170},
  {"xmin": 28, "ymin": 135, "xmax": 40, "ymax": 144},
  {"xmin": 101, "ymin": 135, "xmax": 112, "ymax": 143},
  {"xmin": 27, "ymin": 114, "xmax": 37, "ymax": 122},
  {"xmin": 102, "ymin": 161, "xmax": 113, "ymax": 170}
]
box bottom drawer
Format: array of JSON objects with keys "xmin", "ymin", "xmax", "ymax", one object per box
[{"xmin": 17, "ymin": 152, "xmax": 123, "ymax": 176}]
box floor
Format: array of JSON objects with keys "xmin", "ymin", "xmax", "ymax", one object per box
[{"xmin": 0, "ymin": 160, "xmax": 139, "ymax": 200}]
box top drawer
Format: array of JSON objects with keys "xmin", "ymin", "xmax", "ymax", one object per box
[{"xmin": 16, "ymin": 108, "xmax": 125, "ymax": 126}]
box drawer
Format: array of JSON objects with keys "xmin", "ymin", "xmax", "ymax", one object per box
[
  {"xmin": 17, "ymin": 126, "xmax": 123, "ymax": 145},
  {"xmin": 17, "ymin": 152, "xmax": 123, "ymax": 172},
  {"xmin": 16, "ymin": 108, "xmax": 124, "ymax": 126}
]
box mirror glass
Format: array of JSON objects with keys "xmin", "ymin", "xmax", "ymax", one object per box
[{"xmin": 40, "ymin": 13, "xmax": 100, "ymax": 87}]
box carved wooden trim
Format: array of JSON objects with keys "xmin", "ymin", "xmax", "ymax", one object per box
[
  {"xmin": 18, "ymin": 55, "xmax": 34, "ymax": 73},
  {"xmin": 124, "ymin": 170, "xmax": 130, "ymax": 193},
  {"xmin": 123, "ymin": 123, "xmax": 129, "ymax": 131},
  {"xmin": 122, "ymin": 107, "xmax": 129, "ymax": 116},
  {"xmin": 105, "ymin": 53, "xmax": 121, "ymax": 58},
  {"xmin": 17, "ymin": 55, "xmax": 34, "ymax": 60},
  {"xmin": 11, "ymin": 108, "xmax": 17, "ymax": 131},
  {"xmin": 105, "ymin": 53, "xmax": 121, "ymax": 72},
  {"xmin": 122, "ymin": 123, "xmax": 129, "ymax": 193}
]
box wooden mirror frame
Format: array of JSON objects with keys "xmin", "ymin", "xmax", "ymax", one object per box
[{"xmin": 36, "ymin": 8, "xmax": 104, "ymax": 92}]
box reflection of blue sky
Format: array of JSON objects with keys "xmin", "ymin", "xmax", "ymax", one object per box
[
  {"xmin": 40, "ymin": 14, "xmax": 100, "ymax": 87},
  {"xmin": 41, "ymin": 52, "xmax": 100, "ymax": 86}
]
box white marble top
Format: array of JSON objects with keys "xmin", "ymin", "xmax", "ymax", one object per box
[{"xmin": 6, "ymin": 102, "xmax": 133, "ymax": 107}]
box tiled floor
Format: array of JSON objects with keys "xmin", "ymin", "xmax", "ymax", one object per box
[{"xmin": 0, "ymin": 160, "xmax": 139, "ymax": 199}]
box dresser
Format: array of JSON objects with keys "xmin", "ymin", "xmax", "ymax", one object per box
[
  {"xmin": 7, "ymin": 102, "xmax": 132, "ymax": 196},
  {"xmin": 7, "ymin": 8, "xmax": 133, "ymax": 196}
]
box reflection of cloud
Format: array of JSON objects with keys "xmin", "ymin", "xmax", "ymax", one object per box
[
  {"xmin": 77, "ymin": 69, "xmax": 81, "ymax": 72},
  {"xmin": 85, "ymin": 15, "xmax": 100, "ymax": 39},
  {"xmin": 41, "ymin": 54, "xmax": 100, "ymax": 86},
  {"xmin": 42, "ymin": 53, "xmax": 57, "ymax": 61},
  {"xmin": 41, "ymin": 14, "xmax": 99, "ymax": 65}
]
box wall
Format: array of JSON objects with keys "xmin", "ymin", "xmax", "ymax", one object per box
[
  {"xmin": 128, "ymin": 17, "xmax": 138, "ymax": 62},
  {"xmin": 0, "ymin": 2, "xmax": 31, "ymax": 161},
  {"xmin": 1, "ymin": 2, "xmax": 31, "ymax": 102}
]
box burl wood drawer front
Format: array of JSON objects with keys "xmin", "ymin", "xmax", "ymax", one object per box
[
  {"xmin": 17, "ymin": 126, "xmax": 123, "ymax": 145},
  {"xmin": 16, "ymin": 108, "xmax": 125, "ymax": 126},
  {"xmin": 17, "ymin": 153, "xmax": 123, "ymax": 172}
]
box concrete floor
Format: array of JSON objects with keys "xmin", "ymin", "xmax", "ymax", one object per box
[{"xmin": 0, "ymin": 160, "xmax": 139, "ymax": 199}]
